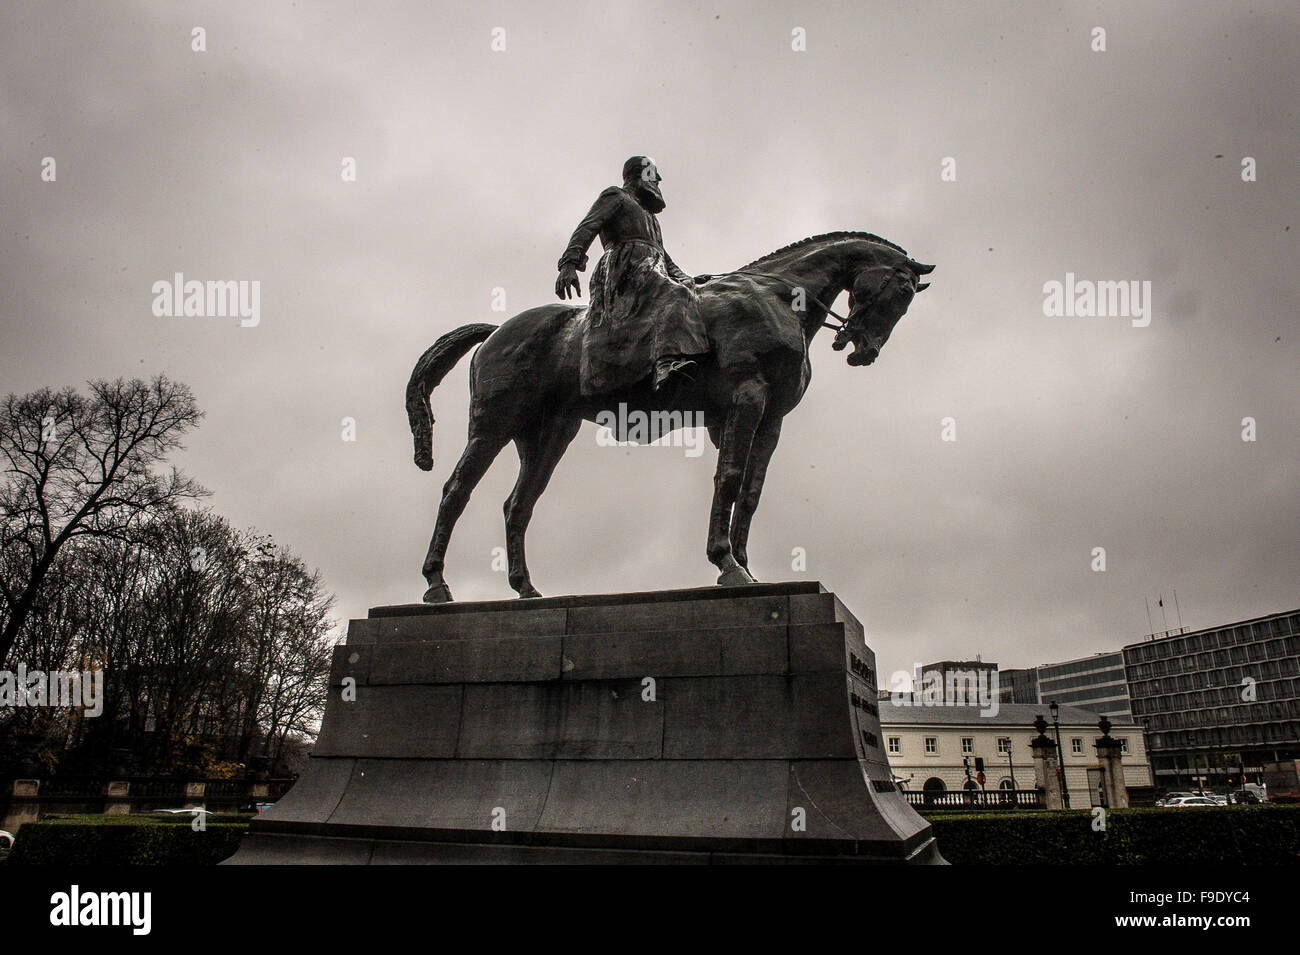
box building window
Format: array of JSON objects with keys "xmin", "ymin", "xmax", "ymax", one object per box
[
  {"xmin": 924, "ymin": 736, "xmax": 937, "ymax": 754},
  {"xmin": 1070, "ymin": 737, "xmax": 1083, "ymax": 754},
  {"xmin": 961, "ymin": 737, "xmax": 974, "ymax": 754},
  {"xmin": 888, "ymin": 736, "xmax": 901, "ymax": 754},
  {"xmin": 1119, "ymin": 738, "xmax": 1129, "ymax": 752},
  {"xmin": 997, "ymin": 737, "xmax": 1011, "ymax": 754}
]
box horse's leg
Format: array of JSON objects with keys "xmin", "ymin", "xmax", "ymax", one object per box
[
  {"xmin": 504, "ymin": 415, "xmax": 581, "ymax": 598},
  {"xmin": 421, "ymin": 428, "xmax": 509, "ymax": 603},
  {"xmin": 707, "ymin": 375, "xmax": 768, "ymax": 586},
  {"xmin": 729, "ymin": 414, "xmax": 782, "ymax": 574}
]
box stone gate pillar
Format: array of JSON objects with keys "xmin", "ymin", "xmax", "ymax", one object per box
[
  {"xmin": 1031, "ymin": 715, "xmax": 1065, "ymax": 810},
  {"xmin": 183, "ymin": 781, "xmax": 206, "ymax": 812},
  {"xmin": 105, "ymin": 780, "xmax": 131, "ymax": 815},
  {"xmin": 1094, "ymin": 716, "xmax": 1129, "ymax": 808}
]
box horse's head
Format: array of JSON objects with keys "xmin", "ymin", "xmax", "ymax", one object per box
[{"xmin": 834, "ymin": 259, "xmax": 934, "ymax": 366}]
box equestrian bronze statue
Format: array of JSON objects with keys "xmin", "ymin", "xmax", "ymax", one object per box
[{"xmin": 406, "ymin": 160, "xmax": 933, "ymax": 603}]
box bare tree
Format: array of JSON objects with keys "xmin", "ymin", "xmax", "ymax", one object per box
[
  {"xmin": 131, "ymin": 509, "xmax": 249, "ymax": 771},
  {"xmin": 248, "ymin": 550, "xmax": 335, "ymax": 766},
  {"xmin": 1, "ymin": 376, "xmax": 337, "ymax": 777},
  {"xmin": 0, "ymin": 376, "xmax": 204, "ymax": 667}
]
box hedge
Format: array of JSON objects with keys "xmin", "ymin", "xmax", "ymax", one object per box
[
  {"xmin": 7, "ymin": 807, "xmax": 1300, "ymax": 865},
  {"xmin": 922, "ymin": 805, "xmax": 1300, "ymax": 865},
  {"xmin": 6, "ymin": 814, "xmax": 250, "ymax": 866}
]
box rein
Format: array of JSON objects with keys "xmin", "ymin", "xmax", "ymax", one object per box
[
  {"xmin": 718, "ymin": 265, "xmax": 902, "ymax": 332},
  {"xmin": 721, "ymin": 268, "xmax": 850, "ymax": 330}
]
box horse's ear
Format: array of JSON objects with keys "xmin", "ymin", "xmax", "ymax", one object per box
[
  {"xmin": 915, "ymin": 282, "xmax": 930, "ymax": 292},
  {"xmin": 909, "ymin": 260, "xmax": 936, "ymax": 275}
]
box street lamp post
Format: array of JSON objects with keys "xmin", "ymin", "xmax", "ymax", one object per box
[{"xmin": 1050, "ymin": 701, "xmax": 1071, "ymax": 809}]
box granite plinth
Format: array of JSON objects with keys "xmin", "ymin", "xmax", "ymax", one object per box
[{"xmin": 226, "ymin": 582, "xmax": 944, "ymax": 864}]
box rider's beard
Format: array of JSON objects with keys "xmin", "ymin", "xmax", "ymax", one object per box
[{"xmin": 631, "ymin": 180, "xmax": 666, "ymax": 213}]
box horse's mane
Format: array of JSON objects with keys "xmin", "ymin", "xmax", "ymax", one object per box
[{"xmin": 737, "ymin": 231, "xmax": 909, "ymax": 272}]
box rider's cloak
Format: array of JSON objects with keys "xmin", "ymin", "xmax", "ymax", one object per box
[{"xmin": 558, "ymin": 185, "xmax": 709, "ymax": 396}]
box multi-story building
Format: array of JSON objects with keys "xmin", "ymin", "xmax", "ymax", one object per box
[
  {"xmin": 994, "ymin": 655, "xmax": 1133, "ymax": 718},
  {"xmin": 1123, "ymin": 608, "xmax": 1300, "ymax": 790},
  {"xmin": 1035, "ymin": 651, "xmax": 1134, "ymax": 720},
  {"xmin": 998, "ymin": 667, "xmax": 1039, "ymax": 705},
  {"xmin": 879, "ymin": 700, "xmax": 1152, "ymax": 806},
  {"xmin": 915, "ymin": 658, "xmax": 999, "ymax": 708},
  {"xmin": 923, "ymin": 659, "xmax": 998, "ymax": 684}
]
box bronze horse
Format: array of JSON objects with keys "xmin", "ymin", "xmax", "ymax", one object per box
[{"xmin": 406, "ymin": 232, "xmax": 933, "ymax": 602}]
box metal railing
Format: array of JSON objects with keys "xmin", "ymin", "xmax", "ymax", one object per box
[{"xmin": 905, "ymin": 788, "xmax": 1044, "ymax": 810}]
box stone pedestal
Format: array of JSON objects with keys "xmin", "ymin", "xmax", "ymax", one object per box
[{"xmin": 227, "ymin": 582, "xmax": 943, "ymax": 864}]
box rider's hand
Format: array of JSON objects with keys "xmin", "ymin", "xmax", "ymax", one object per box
[{"xmin": 556, "ymin": 265, "xmax": 581, "ymax": 300}]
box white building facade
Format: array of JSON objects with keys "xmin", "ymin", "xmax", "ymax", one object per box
[{"xmin": 880, "ymin": 700, "xmax": 1153, "ymax": 806}]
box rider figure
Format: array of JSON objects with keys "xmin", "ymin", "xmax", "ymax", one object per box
[{"xmin": 556, "ymin": 156, "xmax": 707, "ymax": 394}]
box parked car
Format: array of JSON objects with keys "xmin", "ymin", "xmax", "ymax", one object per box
[
  {"xmin": 1156, "ymin": 791, "xmax": 1198, "ymax": 807},
  {"xmin": 1164, "ymin": 796, "xmax": 1217, "ymax": 808}
]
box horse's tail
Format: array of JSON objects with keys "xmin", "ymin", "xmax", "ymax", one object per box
[{"xmin": 406, "ymin": 323, "xmax": 498, "ymax": 471}]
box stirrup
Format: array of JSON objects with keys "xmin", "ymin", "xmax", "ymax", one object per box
[{"xmin": 653, "ymin": 358, "xmax": 697, "ymax": 391}]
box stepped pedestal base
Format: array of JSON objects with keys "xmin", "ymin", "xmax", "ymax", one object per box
[{"xmin": 226, "ymin": 582, "xmax": 944, "ymax": 865}]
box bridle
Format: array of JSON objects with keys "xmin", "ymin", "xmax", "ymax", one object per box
[{"xmin": 721, "ymin": 265, "xmax": 910, "ymax": 335}]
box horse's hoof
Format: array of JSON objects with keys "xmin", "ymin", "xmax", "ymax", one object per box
[
  {"xmin": 517, "ymin": 585, "xmax": 543, "ymax": 599},
  {"xmin": 422, "ymin": 582, "xmax": 453, "ymax": 604},
  {"xmin": 716, "ymin": 565, "xmax": 758, "ymax": 587}
]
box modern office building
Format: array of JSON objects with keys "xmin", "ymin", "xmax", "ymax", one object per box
[
  {"xmin": 916, "ymin": 658, "xmax": 999, "ymax": 706},
  {"xmin": 994, "ymin": 653, "xmax": 1133, "ymax": 719},
  {"xmin": 1036, "ymin": 651, "xmax": 1134, "ymax": 719},
  {"xmin": 1122, "ymin": 608, "xmax": 1300, "ymax": 789},
  {"xmin": 998, "ymin": 668, "xmax": 1039, "ymax": 705}
]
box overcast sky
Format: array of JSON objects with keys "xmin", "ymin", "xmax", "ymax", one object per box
[{"xmin": 2, "ymin": 1, "xmax": 1296, "ymax": 679}]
